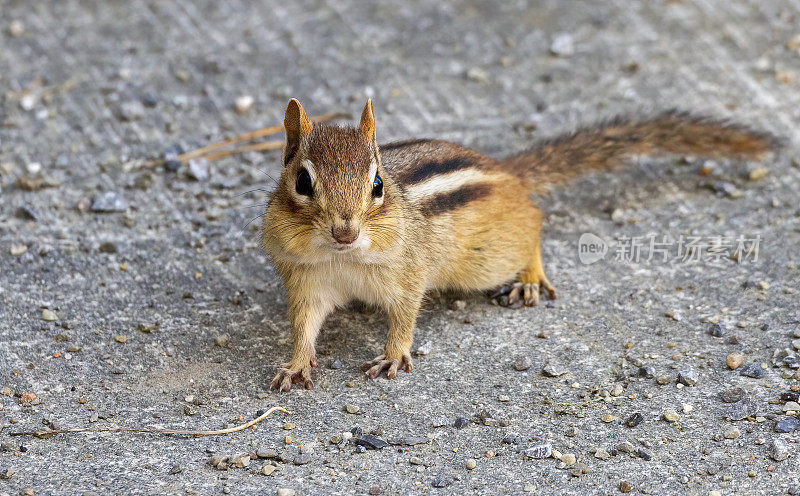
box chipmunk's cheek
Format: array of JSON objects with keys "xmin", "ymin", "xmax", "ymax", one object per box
[{"xmin": 356, "ymin": 234, "xmax": 371, "ymax": 251}]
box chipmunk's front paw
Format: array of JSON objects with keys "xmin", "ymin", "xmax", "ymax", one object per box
[
  {"xmin": 271, "ymin": 359, "xmax": 316, "ymax": 392},
  {"xmin": 492, "ymin": 280, "xmax": 556, "ymax": 307},
  {"xmin": 362, "ymin": 353, "xmax": 412, "ymax": 380}
]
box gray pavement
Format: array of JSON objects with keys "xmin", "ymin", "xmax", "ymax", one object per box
[{"xmin": 1, "ymin": 1, "xmax": 800, "ymax": 495}]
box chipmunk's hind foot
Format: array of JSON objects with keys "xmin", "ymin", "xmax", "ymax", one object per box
[
  {"xmin": 271, "ymin": 357, "xmax": 317, "ymax": 392},
  {"xmin": 362, "ymin": 353, "xmax": 412, "ymax": 380},
  {"xmin": 492, "ymin": 272, "xmax": 556, "ymax": 308}
]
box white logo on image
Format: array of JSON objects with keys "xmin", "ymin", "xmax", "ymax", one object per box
[{"xmin": 578, "ymin": 233, "xmax": 608, "ymax": 265}]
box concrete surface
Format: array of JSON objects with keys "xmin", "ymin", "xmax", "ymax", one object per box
[{"xmin": 1, "ymin": 1, "xmax": 800, "ymax": 495}]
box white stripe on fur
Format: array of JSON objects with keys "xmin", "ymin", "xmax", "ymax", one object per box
[{"xmin": 404, "ymin": 169, "xmax": 492, "ymax": 200}]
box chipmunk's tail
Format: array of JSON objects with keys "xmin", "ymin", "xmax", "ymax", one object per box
[{"xmin": 500, "ymin": 109, "xmax": 777, "ymax": 193}]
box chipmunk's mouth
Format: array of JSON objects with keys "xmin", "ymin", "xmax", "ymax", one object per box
[
  {"xmin": 328, "ymin": 234, "xmax": 369, "ymax": 253},
  {"xmin": 333, "ymin": 243, "xmax": 357, "ymax": 252}
]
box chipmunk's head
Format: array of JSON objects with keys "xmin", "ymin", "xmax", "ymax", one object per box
[{"xmin": 263, "ymin": 99, "xmax": 405, "ymax": 263}]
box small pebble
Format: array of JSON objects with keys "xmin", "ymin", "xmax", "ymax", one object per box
[
  {"xmin": 214, "ymin": 333, "xmax": 231, "ymax": 347},
  {"xmin": 625, "ymin": 413, "xmax": 644, "ymax": 427},
  {"xmin": 345, "ymin": 404, "xmax": 360, "ymax": 414},
  {"xmin": 749, "ymin": 167, "xmax": 770, "ymax": 181},
  {"xmin": 261, "ymin": 463, "xmax": 276, "ymax": 476},
  {"xmin": 721, "ymin": 387, "xmax": 746, "ymax": 403},
  {"xmin": 368, "ymin": 486, "xmax": 381, "ymax": 495},
  {"xmin": 774, "ymin": 417, "xmax": 800, "ymax": 433},
  {"xmin": 782, "ymin": 391, "xmax": 800, "ymax": 402},
  {"xmin": 740, "ymin": 363, "xmax": 766, "ymax": 378},
  {"xmin": 114, "ymin": 335, "xmax": 127, "ymax": 344},
  {"xmin": 292, "ymin": 453, "xmax": 312, "ymax": 465},
  {"xmin": 91, "ymin": 192, "xmax": 128, "ymax": 213},
  {"xmin": 465, "ymin": 458, "xmax": 477, "ymax": 470},
  {"xmin": 638, "ymin": 366, "xmax": 655, "ymax": 378},
  {"xmin": 187, "ymin": 158, "xmax": 210, "ymax": 181},
  {"xmin": 414, "ymin": 341, "xmax": 432, "ymax": 356},
  {"xmin": 662, "ymin": 410, "xmax": 679, "ymax": 423},
  {"xmin": 234, "ymin": 95, "xmax": 254, "ymax": 114},
  {"xmin": 723, "ymin": 427, "xmax": 740, "ymax": 439},
  {"xmin": 449, "ymin": 299, "xmax": 466, "ymax": 310},
  {"xmin": 768, "ymin": 438, "xmax": 790, "ymax": 461},
  {"xmin": 783, "ymin": 401, "xmax": 800, "ymax": 412},
  {"xmin": 560, "ymin": 453, "xmax": 576, "ymax": 466},
  {"xmin": 570, "ymin": 462, "xmax": 590, "ymax": 477},
  {"xmin": 354, "ymin": 434, "xmax": 389, "ymax": 450},
  {"xmin": 330, "ymin": 359, "xmax": 344, "ymax": 369},
  {"xmin": 119, "ymin": 101, "xmax": 145, "ymax": 121},
  {"xmin": 677, "ymin": 370, "xmax": 699, "ymax": 386},
  {"xmin": 15, "ymin": 206, "xmax": 39, "ymax": 221},
  {"xmin": 98, "ymin": 241, "xmax": 118, "ymax": 253},
  {"xmin": 616, "ymin": 442, "xmax": 634, "ymax": 453},
  {"xmin": 550, "ymin": 33, "xmax": 575, "ymax": 56},
  {"xmin": 465, "ymin": 67, "xmax": 488, "ymax": 83},
  {"xmin": 726, "ymin": 353, "xmax": 744, "ymax": 370},
  {"xmin": 257, "ymin": 448, "xmax": 278, "ymax": 459},
  {"xmin": 524, "ymin": 442, "xmax": 552, "ymax": 459},
  {"xmin": 431, "ymin": 475, "xmax": 454, "ymax": 488},
  {"xmin": 276, "ymin": 489, "xmax": 295, "ymax": 496},
  {"xmin": 164, "ymin": 160, "xmax": 182, "ymax": 172},
  {"xmin": 8, "ymin": 19, "xmax": 25, "ymax": 37},
  {"xmin": 454, "ymin": 417, "xmax": 469, "ymax": 428},
  {"xmin": 594, "ymin": 448, "xmax": 611, "ymax": 460},
  {"xmin": 724, "ymin": 398, "xmax": 758, "ymax": 421},
  {"xmin": 542, "ymin": 362, "xmax": 567, "ymax": 377},
  {"xmin": 41, "ymin": 309, "xmax": 58, "ymax": 322},
  {"xmin": 620, "ymin": 481, "xmax": 632, "ymax": 493},
  {"xmin": 708, "ymin": 323, "xmax": 726, "ymax": 337},
  {"xmin": 174, "ymin": 68, "xmax": 192, "ymax": 82},
  {"xmin": 513, "ymin": 355, "xmax": 532, "ymax": 371},
  {"xmin": 431, "ymin": 416, "xmax": 448, "ymax": 427}
]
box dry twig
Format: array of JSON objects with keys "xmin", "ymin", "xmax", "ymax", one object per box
[
  {"xmin": 10, "ymin": 406, "xmax": 291, "ymax": 439},
  {"xmin": 144, "ymin": 112, "xmax": 348, "ymax": 168}
]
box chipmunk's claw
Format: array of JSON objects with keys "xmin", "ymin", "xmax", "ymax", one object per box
[
  {"xmin": 362, "ymin": 353, "xmax": 412, "ymax": 380},
  {"xmin": 271, "ymin": 361, "xmax": 314, "ymax": 392},
  {"xmin": 492, "ymin": 280, "xmax": 556, "ymax": 307}
]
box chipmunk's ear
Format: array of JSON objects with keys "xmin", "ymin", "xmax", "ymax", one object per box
[
  {"xmin": 359, "ymin": 99, "xmax": 376, "ymax": 142},
  {"xmin": 283, "ymin": 98, "xmax": 312, "ymax": 166}
]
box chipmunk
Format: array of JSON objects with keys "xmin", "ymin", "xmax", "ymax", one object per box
[{"xmin": 262, "ymin": 98, "xmax": 772, "ymax": 391}]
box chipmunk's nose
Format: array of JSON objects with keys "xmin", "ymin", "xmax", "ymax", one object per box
[{"xmin": 331, "ymin": 221, "xmax": 359, "ymax": 245}]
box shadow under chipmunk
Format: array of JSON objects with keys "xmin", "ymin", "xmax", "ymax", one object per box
[{"xmin": 260, "ymin": 98, "xmax": 776, "ymax": 392}]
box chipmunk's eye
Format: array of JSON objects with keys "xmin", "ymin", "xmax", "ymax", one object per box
[
  {"xmin": 296, "ymin": 168, "xmax": 313, "ymax": 197},
  {"xmin": 372, "ymin": 173, "xmax": 383, "ymax": 198}
]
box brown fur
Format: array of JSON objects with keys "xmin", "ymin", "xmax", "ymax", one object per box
[
  {"xmin": 501, "ymin": 109, "xmax": 774, "ymax": 192},
  {"xmin": 262, "ymin": 101, "xmax": 775, "ymax": 391}
]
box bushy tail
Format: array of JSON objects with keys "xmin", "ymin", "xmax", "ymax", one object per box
[{"xmin": 500, "ymin": 110, "xmax": 776, "ymax": 192}]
